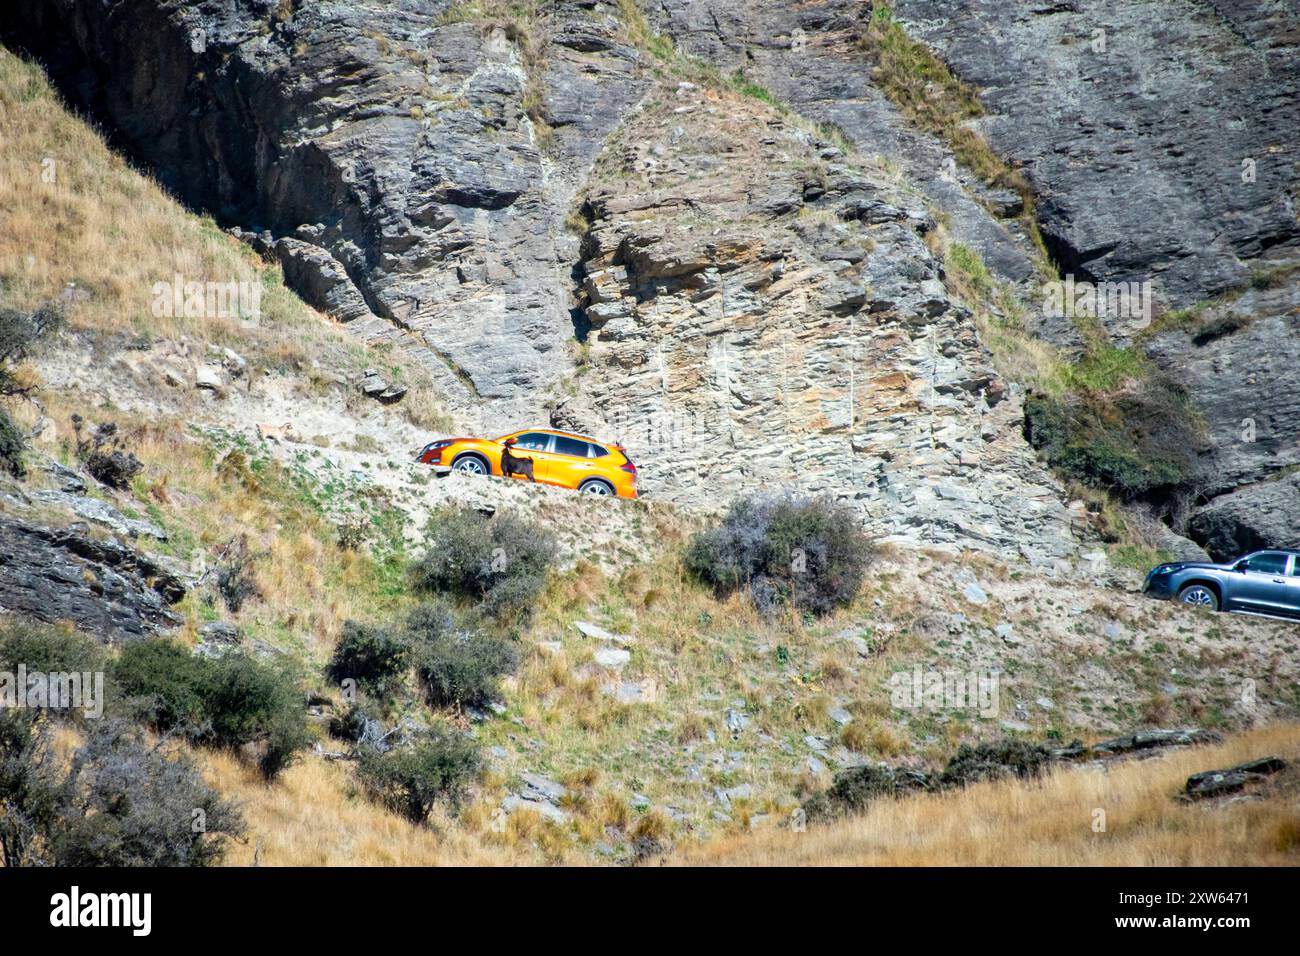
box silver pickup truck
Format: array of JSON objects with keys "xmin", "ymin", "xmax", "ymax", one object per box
[{"xmin": 1144, "ymin": 550, "xmax": 1300, "ymax": 618}]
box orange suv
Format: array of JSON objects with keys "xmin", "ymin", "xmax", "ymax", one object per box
[{"xmin": 416, "ymin": 428, "xmax": 638, "ymax": 498}]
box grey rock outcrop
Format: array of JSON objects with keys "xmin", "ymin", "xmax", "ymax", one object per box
[
  {"xmin": 646, "ymin": 0, "xmax": 1042, "ymax": 290},
  {"xmin": 1184, "ymin": 756, "xmax": 1286, "ymax": 800},
  {"xmin": 30, "ymin": 489, "xmax": 167, "ymax": 541},
  {"xmin": 647, "ymin": 0, "xmax": 1300, "ymax": 553},
  {"xmin": 0, "ymin": 517, "xmax": 185, "ymax": 641},
  {"xmin": 888, "ymin": 0, "xmax": 1300, "ymax": 305},
  {"xmin": 1145, "ymin": 281, "xmax": 1300, "ymax": 557},
  {"xmin": 1189, "ymin": 472, "xmax": 1300, "ymax": 561},
  {"xmin": 2, "ymin": 0, "xmax": 649, "ymax": 426},
  {"xmin": 567, "ymin": 83, "xmax": 1076, "ymax": 561}
]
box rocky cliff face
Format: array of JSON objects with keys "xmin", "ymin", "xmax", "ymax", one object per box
[
  {"xmin": 888, "ymin": 0, "xmax": 1299, "ymax": 304},
  {"xmin": 557, "ymin": 83, "xmax": 1073, "ymax": 558},
  {"xmin": 3, "ymin": 0, "xmax": 647, "ymax": 423},
  {"xmin": 644, "ymin": 0, "xmax": 1043, "ymax": 288},
  {"xmin": 5, "ymin": 0, "xmax": 1296, "ymax": 558},
  {"xmin": 883, "ymin": 0, "xmax": 1300, "ymax": 558},
  {"xmin": 645, "ymin": 0, "xmax": 1300, "ymax": 556},
  {"xmin": 0, "ymin": 453, "xmax": 187, "ymax": 641}
]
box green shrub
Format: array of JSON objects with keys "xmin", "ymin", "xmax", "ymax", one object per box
[
  {"xmin": 406, "ymin": 602, "xmax": 519, "ymax": 710},
  {"xmin": 214, "ymin": 535, "xmax": 261, "ymax": 613},
  {"xmin": 355, "ymin": 723, "xmax": 482, "ymax": 823},
  {"xmin": 0, "ymin": 709, "xmax": 57, "ymax": 866},
  {"xmin": 411, "ymin": 505, "xmax": 556, "ymax": 621},
  {"xmin": 111, "ymin": 639, "xmax": 208, "ymax": 731},
  {"xmin": 685, "ymin": 494, "xmax": 875, "ymax": 616},
  {"xmin": 112, "ymin": 640, "xmax": 310, "ymax": 778},
  {"xmin": 328, "ymin": 621, "xmax": 411, "ymax": 698},
  {"xmin": 937, "ymin": 739, "xmax": 1052, "ymax": 788},
  {"xmin": 0, "ymin": 712, "xmax": 242, "ymax": 867},
  {"xmin": 802, "ymin": 765, "xmax": 928, "ymax": 822},
  {"xmin": 0, "ymin": 620, "xmax": 107, "ymax": 676},
  {"xmin": 1024, "ymin": 380, "xmax": 1199, "ymax": 502},
  {"xmin": 0, "ymin": 408, "xmax": 23, "ymax": 478}
]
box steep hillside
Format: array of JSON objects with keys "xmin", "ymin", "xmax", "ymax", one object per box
[
  {"xmin": 2, "ymin": 0, "xmax": 649, "ymax": 426},
  {"xmin": 1, "ymin": 1, "xmax": 1298, "ymax": 868},
  {"xmin": 643, "ymin": 0, "xmax": 1300, "ymax": 555}
]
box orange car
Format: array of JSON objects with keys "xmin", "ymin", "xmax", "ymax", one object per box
[{"xmin": 416, "ymin": 428, "xmax": 638, "ymax": 498}]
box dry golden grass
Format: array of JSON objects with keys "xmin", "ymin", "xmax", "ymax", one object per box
[
  {"xmin": 670, "ymin": 723, "xmax": 1300, "ymax": 866},
  {"xmin": 1, "ymin": 52, "xmax": 277, "ymax": 345},
  {"xmin": 197, "ymin": 748, "xmax": 562, "ymax": 866}
]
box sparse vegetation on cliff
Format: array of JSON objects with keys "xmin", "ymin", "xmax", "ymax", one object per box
[{"xmin": 859, "ymin": 2, "xmax": 1053, "ymax": 275}]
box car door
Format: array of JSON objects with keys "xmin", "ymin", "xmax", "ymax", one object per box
[
  {"xmin": 1230, "ymin": 551, "xmax": 1292, "ymax": 613},
  {"xmin": 1283, "ymin": 554, "xmax": 1300, "ymax": 617},
  {"xmin": 506, "ymin": 431, "xmax": 556, "ymax": 483},
  {"xmin": 547, "ymin": 435, "xmax": 599, "ymax": 489}
]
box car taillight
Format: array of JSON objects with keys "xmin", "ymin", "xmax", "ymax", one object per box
[{"xmin": 620, "ymin": 458, "xmax": 636, "ymax": 475}]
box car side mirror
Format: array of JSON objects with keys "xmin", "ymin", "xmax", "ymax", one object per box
[{"xmin": 1233, "ymin": 561, "xmax": 1249, "ymax": 572}]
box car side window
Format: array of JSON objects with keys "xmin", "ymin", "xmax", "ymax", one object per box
[
  {"xmin": 553, "ymin": 436, "xmax": 589, "ymax": 457},
  {"xmin": 1289, "ymin": 555, "xmax": 1300, "ymax": 577},
  {"xmin": 513, "ymin": 433, "xmax": 552, "ymax": 452},
  {"xmin": 1244, "ymin": 552, "xmax": 1288, "ymax": 575},
  {"xmin": 588, "ymin": 443, "xmax": 608, "ymax": 459}
]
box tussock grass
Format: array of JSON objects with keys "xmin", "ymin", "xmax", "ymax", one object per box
[
  {"xmin": 672, "ymin": 723, "xmax": 1300, "ymax": 866},
  {"xmin": 197, "ymin": 748, "xmax": 558, "ymax": 866}
]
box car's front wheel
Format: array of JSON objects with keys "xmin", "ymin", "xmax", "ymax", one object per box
[
  {"xmin": 1177, "ymin": 583, "xmax": 1219, "ymax": 611},
  {"xmin": 579, "ymin": 478, "xmax": 614, "ymax": 497},
  {"xmin": 451, "ymin": 454, "xmax": 489, "ymax": 476}
]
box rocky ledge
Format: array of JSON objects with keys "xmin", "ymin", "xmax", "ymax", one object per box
[{"xmin": 0, "ymin": 515, "xmax": 185, "ymax": 642}]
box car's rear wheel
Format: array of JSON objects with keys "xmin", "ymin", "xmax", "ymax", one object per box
[
  {"xmin": 1177, "ymin": 583, "xmax": 1219, "ymax": 611},
  {"xmin": 579, "ymin": 478, "xmax": 614, "ymax": 497},
  {"xmin": 451, "ymin": 454, "xmax": 489, "ymax": 476}
]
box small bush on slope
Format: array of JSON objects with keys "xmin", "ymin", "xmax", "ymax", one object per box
[
  {"xmin": 1023, "ymin": 364, "xmax": 1201, "ymax": 505},
  {"xmin": 406, "ymin": 601, "xmax": 519, "ymax": 710},
  {"xmin": 355, "ymin": 723, "xmax": 482, "ymax": 824},
  {"xmin": 328, "ymin": 620, "xmax": 411, "ymax": 698},
  {"xmin": 0, "ymin": 712, "xmax": 242, "ymax": 867},
  {"xmin": 112, "ymin": 640, "xmax": 311, "ymax": 779},
  {"xmin": 0, "ymin": 409, "xmax": 23, "ymax": 479},
  {"xmin": 0, "ymin": 619, "xmax": 107, "ymax": 679},
  {"xmin": 411, "ymin": 505, "xmax": 557, "ymax": 623},
  {"xmin": 685, "ymin": 493, "xmax": 874, "ymax": 616}
]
